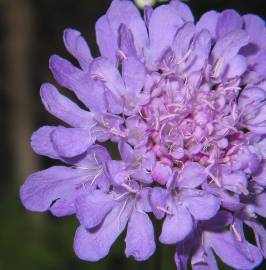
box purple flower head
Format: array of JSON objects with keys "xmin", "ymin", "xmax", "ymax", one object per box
[{"xmin": 20, "ymin": 0, "xmax": 266, "ymax": 269}]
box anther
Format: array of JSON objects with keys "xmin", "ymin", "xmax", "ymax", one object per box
[
  {"xmin": 121, "ymin": 183, "xmax": 137, "ymax": 194},
  {"xmin": 156, "ymin": 206, "xmax": 173, "ymax": 215}
]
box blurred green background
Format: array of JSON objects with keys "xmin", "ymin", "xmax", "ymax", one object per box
[{"xmin": 0, "ymin": 0, "xmax": 266, "ymax": 269}]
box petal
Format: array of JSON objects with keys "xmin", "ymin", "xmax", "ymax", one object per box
[
  {"xmin": 181, "ymin": 189, "xmax": 220, "ymax": 220},
  {"xmin": 206, "ymin": 230, "xmax": 263, "ymax": 270},
  {"xmin": 20, "ymin": 166, "xmax": 88, "ymax": 212},
  {"xmin": 216, "ymin": 10, "xmax": 243, "ymax": 38},
  {"xmin": 90, "ymin": 57, "xmax": 125, "ymax": 99},
  {"xmin": 170, "ymin": 0, "xmax": 194, "ymax": 22},
  {"xmin": 137, "ymin": 188, "xmax": 152, "ymax": 213},
  {"xmin": 49, "ymin": 54, "xmax": 80, "ymax": 89},
  {"xmin": 50, "ymin": 189, "xmax": 83, "ymax": 217},
  {"xmin": 76, "ymin": 190, "xmax": 115, "ymax": 229},
  {"xmin": 106, "ymin": 0, "xmax": 148, "ymax": 58},
  {"xmin": 221, "ymin": 171, "xmax": 248, "ymax": 195},
  {"xmin": 74, "ymin": 201, "xmax": 132, "ymax": 261},
  {"xmin": 177, "ymin": 162, "xmax": 208, "ymax": 188},
  {"xmin": 192, "ymin": 248, "xmax": 219, "ymax": 270},
  {"xmin": 242, "ymin": 14, "xmax": 266, "ymax": 56},
  {"xmin": 131, "ymin": 169, "xmax": 153, "ymax": 184},
  {"xmin": 63, "ymin": 28, "xmax": 92, "ymax": 70},
  {"xmin": 122, "ymin": 56, "xmax": 146, "ymax": 93},
  {"xmin": 254, "ymin": 192, "xmax": 266, "ymax": 217},
  {"xmin": 245, "ymin": 220, "xmax": 266, "ymax": 258},
  {"xmin": 212, "ymin": 30, "xmax": 249, "ymax": 63},
  {"xmin": 31, "ymin": 126, "xmax": 59, "ymax": 159},
  {"xmin": 175, "ymin": 235, "xmax": 196, "ymax": 270},
  {"xmin": 125, "ymin": 211, "xmax": 155, "ymax": 261},
  {"xmin": 118, "ymin": 24, "xmax": 137, "ymax": 57},
  {"xmin": 183, "ymin": 29, "xmax": 212, "ymax": 74},
  {"xmin": 151, "ymin": 162, "xmax": 172, "ymax": 186},
  {"xmin": 159, "ymin": 205, "xmax": 193, "ymax": 244},
  {"xmin": 144, "ymin": 6, "xmax": 153, "ymax": 26},
  {"xmin": 224, "ymin": 55, "xmax": 247, "ymax": 79},
  {"xmin": 49, "ymin": 55, "xmax": 107, "ymax": 113},
  {"xmin": 253, "ymin": 162, "xmax": 266, "ymax": 187},
  {"xmin": 95, "ymin": 15, "xmax": 118, "ymax": 64},
  {"xmin": 196, "ymin": 11, "xmax": 219, "ymax": 38},
  {"xmin": 147, "ymin": 4, "xmax": 183, "ymax": 66},
  {"xmin": 201, "ymin": 211, "xmax": 233, "ymax": 231},
  {"xmin": 172, "ymin": 22, "xmax": 195, "ymax": 61},
  {"xmin": 51, "ymin": 126, "xmax": 94, "ymax": 158},
  {"xmin": 71, "ymin": 144, "xmax": 111, "ymax": 168},
  {"xmin": 106, "ymin": 160, "xmax": 128, "ymax": 185},
  {"xmin": 40, "ymin": 83, "xmax": 94, "ymax": 127},
  {"xmin": 238, "ymin": 86, "xmax": 266, "ymax": 110},
  {"xmin": 149, "ymin": 187, "xmax": 168, "ymax": 219}
]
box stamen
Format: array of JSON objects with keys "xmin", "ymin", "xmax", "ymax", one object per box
[
  {"xmin": 211, "ymin": 58, "xmax": 224, "ymax": 79},
  {"xmin": 118, "ymin": 198, "xmax": 129, "ymax": 228},
  {"xmin": 159, "ymin": 114, "xmax": 178, "ymax": 122},
  {"xmin": 118, "ymin": 49, "xmax": 127, "ymax": 60},
  {"xmin": 110, "ymin": 128, "xmax": 127, "ymax": 137},
  {"xmin": 202, "ymin": 99, "xmax": 215, "ymax": 110},
  {"xmin": 156, "ymin": 206, "xmax": 173, "ymax": 215},
  {"xmin": 121, "ymin": 183, "xmax": 137, "ymax": 193},
  {"xmin": 114, "ymin": 192, "xmax": 130, "ymax": 201},
  {"xmin": 205, "ymin": 164, "xmax": 222, "ymax": 187},
  {"xmin": 90, "ymin": 169, "xmax": 103, "ymax": 186},
  {"xmin": 231, "ymin": 223, "xmax": 242, "ymax": 242},
  {"xmin": 176, "ymin": 49, "xmax": 192, "ymax": 65},
  {"xmin": 237, "ymin": 183, "xmax": 249, "ymax": 196},
  {"xmin": 91, "ymin": 74, "xmax": 105, "ymax": 81}
]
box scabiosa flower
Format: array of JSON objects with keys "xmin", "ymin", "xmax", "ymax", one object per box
[{"xmin": 20, "ymin": 0, "xmax": 266, "ymax": 269}]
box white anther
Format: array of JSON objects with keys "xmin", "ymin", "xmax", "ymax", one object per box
[
  {"xmin": 211, "ymin": 58, "xmax": 224, "ymax": 79},
  {"xmin": 118, "ymin": 49, "xmax": 127, "ymax": 60},
  {"xmin": 121, "ymin": 183, "xmax": 137, "ymax": 194},
  {"xmin": 231, "ymin": 223, "xmax": 242, "ymax": 242},
  {"xmin": 156, "ymin": 206, "xmax": 173, "ymax": 215},
  {"xmin": 176, "ymin": 49, "xmax": 192, "ymax": 65}
]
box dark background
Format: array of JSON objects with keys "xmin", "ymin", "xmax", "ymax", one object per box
[{"xmin": 0, "ymin": 0, "xmax": 266, "ymax": 269}]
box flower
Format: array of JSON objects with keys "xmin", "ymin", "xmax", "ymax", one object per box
[{"xmin": 20, "ymin": 0, "xmax": 266, "ymax": 269}]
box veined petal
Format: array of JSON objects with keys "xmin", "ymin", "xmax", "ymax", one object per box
[
  {"xmin": 206, "ymin": 230, "xmax": 263, "ymax": 270},
  {"xmin": 122, "ymin": 56, "xmax": 146, "ymax": 93},
  {"xmin": 76, "ymin": 190, "xmax": 115, "ymax": 229},
  {"xmin": 106, "ymin": 0, "xmax": 148, "ymax": 58},
  {"xmin": 180, "ymin": 189, "xmax": 220, "ymax": 221},
  {"xmin": 31, "ymin": 126, "xmax": 59, "ymax": 159},
  {"xmin": 125, "ymin": 211, "xmax": 155, "ymax": 261},
  {"xmin": 149, "ymin": 187, "xmax": 168, "ymax": 219},
  {"xmin": 170, "ymin": 0, "xmax": 194, "ymax": 22},
  {"xmin": 245, "ymin": 220, "xmax": 266, "ymax": 258},
  {"xmin": 212, "ymin": 30, "xmax": 249, "ymax": 63},
  {"xmin": 192, "ymin": 248, "xmax": 219, "ymax": 270},
  {"xmin": 51, "ymin": 126, "xmax": 94, "ymax": 158},
  {"xmin": 147, "ymin": 4, "xmax": 183, "ymax": 66},
  {"xmin": 175, "ymin": 235, "xmax": 196, "ymax": 270},
  {"xmin": 254, "ymin": 192, "xmax": 266, "ymax": 218},
  {"xmin": 177, "ymin": 162, "xmax": 208, "ymax": 188},
  {"xmin": 216, "ymin": 10, "xmax": 242, "ymax": 38},
  {"xmin": 90, "ymin": 57, "xmax": 125, "ymax": 99},
  {"xmin": 95, "ymin": 15, "xmax": 118, "ymax": 64},
  {"xmin": 196, "ymin": 11, "xmax": 219, "ymax": 38},
  {"xmin": 160, "ymin": 204, "xmax": 193, "ymax": 244},
  {"xmin": 40, "ymin": 83, "xmax": 94, "ymax": 128},
  {"xmin": 49, "ymin": 55, "xmax": 107, "ymax": 113},
  {"xmin": 20, "ymin": 166, "xmax": 88, "ymax": 212},
  {"xmin": 74, "ymin": 201, "xmax": 132, "ymax": 262},
  {"xmin": 63, "ymin": 28, "xmax": 92, "ymax": 70}
]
